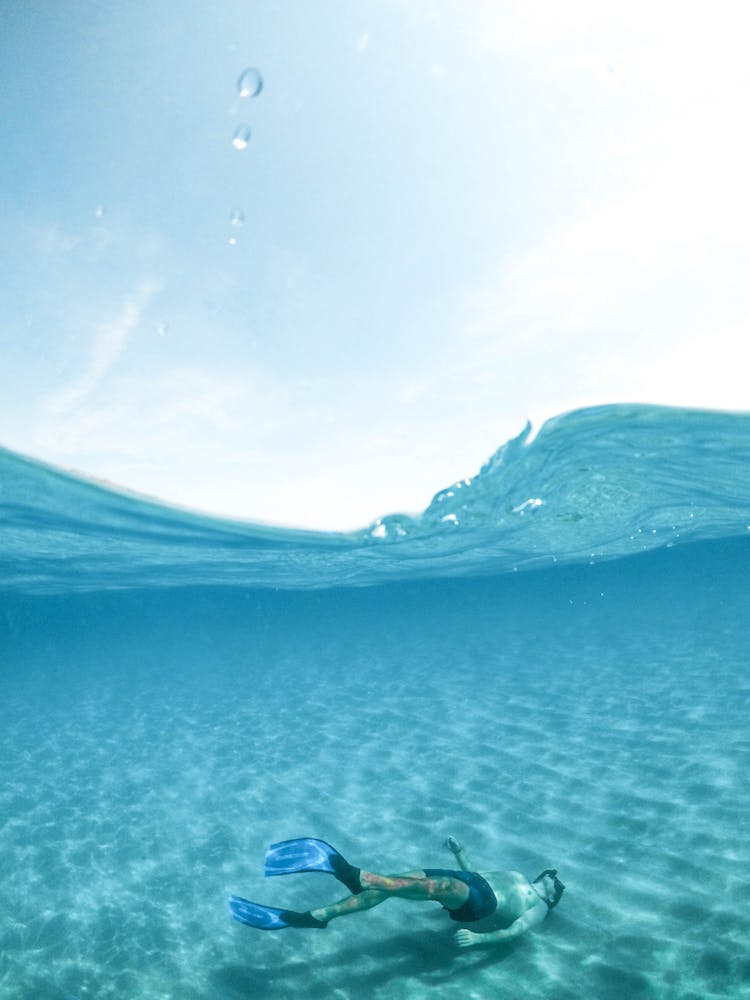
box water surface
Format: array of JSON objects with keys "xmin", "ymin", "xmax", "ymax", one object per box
[{"xmin": 1, "ymin": 404, "xmax": 748, "ymax": 999}]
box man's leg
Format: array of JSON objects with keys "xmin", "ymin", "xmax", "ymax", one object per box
[
  {"xmin": 310, "ymin": 869, "xmax": 469, "ymax": 923},
  {"xmin": 310, "ymin": 887, "xmax": 390, "ymax": 924},
  {"xmin": 359, "ymin": 870, "xmax": 470, "ymax": 909}
]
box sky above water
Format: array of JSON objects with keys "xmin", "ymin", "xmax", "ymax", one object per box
[{"xmin": 1, "ymin": 0, "xmax": 748, "ymax": 529}]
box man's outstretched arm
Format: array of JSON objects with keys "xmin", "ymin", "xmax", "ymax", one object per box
[
  {"xmin": 445, "ymin": 836, "xmax": 472, "ymax": 871},
  {"xmin": 454, "ymin": 903, "xmax": 547, "ymax": 948}
]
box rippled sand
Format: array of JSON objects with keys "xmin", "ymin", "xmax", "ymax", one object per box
[{"xmin": 1, "ymin": 559, "xmax": 748, "ymax": 999}]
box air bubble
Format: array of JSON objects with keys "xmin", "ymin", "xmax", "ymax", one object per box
[
  {"xmin": 232, "ymin": 125, "xmax": 251, "ymax": 150},
  {"xmin": 237, "ymin": 67, "xmax": 263, "ymax": 98},
  {"xmin": 512, "ymin": 497, "xmax": 543, "ymax": 515}
]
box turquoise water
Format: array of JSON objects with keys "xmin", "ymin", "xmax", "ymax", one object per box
[{"xmin": 1, "ymin": 404, "xmax": 749, "ymax": 999}]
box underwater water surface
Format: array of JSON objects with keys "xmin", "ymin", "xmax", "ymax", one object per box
[{"xmin": 1, "ymin": 404, "xmax": 749, "ymax": 999}]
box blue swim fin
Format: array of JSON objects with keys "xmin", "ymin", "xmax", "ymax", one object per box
[
  {"xmin": 229, "ymin": 895, "xmax": 327, "ymax": 930},
  {"xmin": 264, "ymin": 838, "xmax": 363, "ymax": 894}
]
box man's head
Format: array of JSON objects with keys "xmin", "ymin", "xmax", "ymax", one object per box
[{"xmin": 532, "ymin": 869, "xmax": 565, "ymax": 909}]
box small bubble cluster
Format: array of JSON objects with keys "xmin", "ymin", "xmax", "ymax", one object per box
[
  {"xmin": 228, "ymin": 207, "xmax": 245, "ymax": 245},
  {"xmin": 226, "ymin": 67, "xmax": 263, "ymax": 244},
  {"xmin": 231, "ymin": 67, "xmax": 263, "ymax": 152}
]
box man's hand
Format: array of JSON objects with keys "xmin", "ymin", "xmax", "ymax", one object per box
[
  {"xmin": 455, "ymin": 928, "xmax": 479, "ymax": 948},
  {"xmin": 445, "ymin": 836, "xmax": 463, "ymax": 854}
]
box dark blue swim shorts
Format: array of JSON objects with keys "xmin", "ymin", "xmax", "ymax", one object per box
[{"xmin": 422, "ymin": 868, "xmax": 497, "ymax": 922}]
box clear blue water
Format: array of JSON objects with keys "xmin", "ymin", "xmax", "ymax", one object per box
[{"xmin": 1, "ymin": 403, "xmax": 749, "ymax": 999}]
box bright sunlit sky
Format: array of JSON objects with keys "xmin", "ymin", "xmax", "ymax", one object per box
[{"xmin": 1, "ymin": 1, "xmax": 748, "ymax": 529}]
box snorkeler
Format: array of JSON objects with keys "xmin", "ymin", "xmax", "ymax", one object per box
[{"xmin": 229, "ymin": 835, "xmax": 564, "ymax": 948}]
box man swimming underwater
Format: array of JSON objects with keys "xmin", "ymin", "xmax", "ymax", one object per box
[{"xmin": 229, "ymin": 835, "xmax": 565, "ymax": 948}]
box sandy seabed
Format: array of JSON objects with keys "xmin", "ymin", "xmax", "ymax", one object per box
[{"xmin": 1, "ymin": 579, "xmax": 749, "ymax": 1000}]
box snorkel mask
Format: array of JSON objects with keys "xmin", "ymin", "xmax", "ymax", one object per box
[{"xmin": 533, "ymin": 868, "xmax": 566, "ymax": 908}]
